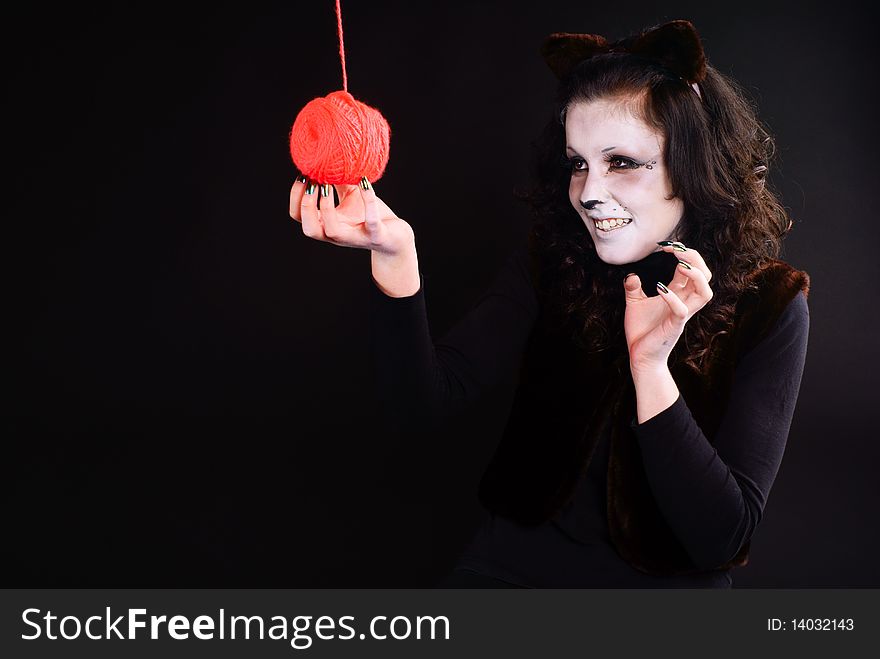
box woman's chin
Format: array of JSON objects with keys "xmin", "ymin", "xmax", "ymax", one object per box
[{"xmin": 595, "ymin": 244, "xmax": 647, "ymax": 266}]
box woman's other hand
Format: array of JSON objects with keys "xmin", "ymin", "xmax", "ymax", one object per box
[
  {"xmin": 289, "ymin": 176, "xmax": 421, "ymax": 297},
  {"xmin": 290, "ymin": 176, "xmax": 414, "ymax": 255},
  {"xmin": 623, "ymin": 242, "xmax": 714, "ymax": 374}
]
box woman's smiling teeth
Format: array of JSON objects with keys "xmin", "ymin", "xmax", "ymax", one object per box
[{"xmin": 594, "ymin": 218, "xmax": 632, "ymax": 232}]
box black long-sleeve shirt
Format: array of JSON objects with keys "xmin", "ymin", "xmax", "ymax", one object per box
[{"xmin": 369, "ymin": 242, "xmax": 810, "ymax": 588}]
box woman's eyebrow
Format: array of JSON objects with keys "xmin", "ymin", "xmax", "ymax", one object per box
[{"xmin": 565, "ymin": 145, "xmax": 623, "ymax": 155}]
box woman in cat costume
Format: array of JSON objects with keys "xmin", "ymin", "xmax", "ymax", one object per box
[{"xmin": 290, "ymin": 19, "xmax": 810, "ymax": 588}]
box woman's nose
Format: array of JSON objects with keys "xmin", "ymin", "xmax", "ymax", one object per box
[{"xmin": 577, "ymin": 173, "xmax": 610, "ymax": 210}]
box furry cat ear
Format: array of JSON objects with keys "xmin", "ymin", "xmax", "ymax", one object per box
[
  {"xmin": 628, "ymin": 20, "xmax": 707, "ymax": 83},
  {"xmin": 540, "ymin": 20, "xmax": 707, "ymax": 84},
  {"xmin": 540, "ymin": 33, "xmax": 610, "ymax": 80}
]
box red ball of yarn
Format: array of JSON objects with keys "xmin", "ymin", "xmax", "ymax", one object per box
[{"xmin": 289, "ymin": 90, "xmax": 390, "ymax": 186}]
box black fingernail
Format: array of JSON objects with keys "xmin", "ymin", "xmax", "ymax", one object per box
[
  {"xmin": 305, "ymin": 181, "xmax": 317, "ymax": 195},
  {"xmin": 360, "ymin": 176, "xmax": 371, "ymax": 191},
  {"xmin": 657, "ymin": 240, "xmax": 674, "ymax": 246},
  {"xmin": 624, "ymin": 272, "xmax": 636, "ymax": 282},
  {"xmin": 677, "ymin": 259, "xmax": 692, "ymax": 270},
  {"xmin": 297, "ymin": 175, "xmax": 309, "ymax": 185},
  {"xmin": 656, "ymin": 282, "xmax": 669, "ymax": 294},
  {"xmin": 672, "ymin": 244, "xmax": 687, "ymax": 252},
  {"xmin": 320, "ymin": 184, "xmax": 331, "ymax": 197}
]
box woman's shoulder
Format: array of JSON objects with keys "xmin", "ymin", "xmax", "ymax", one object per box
[
  {"xmin": 496, "ymin": 236, "xmax": 539, "ymax": 292},
  {"xmin": 742, "ymin": 258, "xmax": 810, "ymax": 302},
  {"xmin": 734, "ymin": 258, "xmax": 810, "ymax": 355},
  {"xmin": 470, "ymin": 238, "xmax": 539, "ymax": 319}
]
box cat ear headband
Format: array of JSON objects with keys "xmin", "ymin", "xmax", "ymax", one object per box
[{"xmin": 540, "ymin": 19, "xmax": 707, "ymax": 99}]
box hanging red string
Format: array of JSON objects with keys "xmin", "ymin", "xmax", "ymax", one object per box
[
  {"xmin": 335, "ymin": 0, "xmax": 347, "ymax": 93},
  {"xmin": 288, "ymin": 0, "xmax": 391, "ymax": 185}
]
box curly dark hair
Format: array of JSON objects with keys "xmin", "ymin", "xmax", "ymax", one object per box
[{"xmin": 514, "ymin": 51, "xmax": 794, "ymax": 373}]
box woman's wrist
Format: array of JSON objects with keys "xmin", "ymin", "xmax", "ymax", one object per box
[
  {"xmin": 631, "ymin": 363, "xmax": 680, "ymax": 424},
  {"xmin": 371, "ymin": 239, "xmax": 421, "ymax": 298}
]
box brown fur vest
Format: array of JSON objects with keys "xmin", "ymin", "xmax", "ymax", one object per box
[{"xmin": 477, "ymin": 246, "xmax": 810, "ymax": 576}]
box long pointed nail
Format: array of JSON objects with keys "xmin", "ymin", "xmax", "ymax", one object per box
[
  {"xmin": 360, "ymin": 176, "xmax": 371, "ymax": 191},
  {"xmin": 656, "ymin": 282, "xmax": 669, "ymax": 294},
  {"xmin": 320, "ymin": 184, "xmax": 331, "ymax": 197},
  {"xmin": 305, "ymin": 181, "xmax": 317, "ymax": 195},
  {"xmin": 296, "ymin": 174, "xmax": 308, "ymax": 185},
  {"xmin": 677, "ymin": 259, "xmax": 692, "ymax": 270}
]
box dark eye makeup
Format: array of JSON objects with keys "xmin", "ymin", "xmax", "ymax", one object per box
[{"xmin": 563, "ymin": 153, "xmax": 645, "ymax": 173}]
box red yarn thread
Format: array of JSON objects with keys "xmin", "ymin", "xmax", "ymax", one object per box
[
  {"xmin": 288, "ymin": 0, "xmax": 391, "ymax": 185},
  {"xmin": 335, "ymin": 0, "xmax": 347, "ymax": 93}
]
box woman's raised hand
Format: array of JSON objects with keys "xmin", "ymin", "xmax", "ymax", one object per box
[
  {"xmin": 289, "ymin": 176, "xmax": 414, "ymax": 256},
  {"xmin": 623, "ymin": 241, "xmax": 714, "ymax": 373},
  {"xmin": 289, "ymin": 175, "xmax": 421, "ymax": 298}
]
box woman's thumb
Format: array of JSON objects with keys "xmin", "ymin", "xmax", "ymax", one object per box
[{"xmin": 624, "ymin": 272, "xmax": 645, "ymax": 301}]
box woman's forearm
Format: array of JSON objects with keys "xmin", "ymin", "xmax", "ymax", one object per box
[{"xmin": 371, "ymin": 240, "xmax": 421, "ymax": 298}]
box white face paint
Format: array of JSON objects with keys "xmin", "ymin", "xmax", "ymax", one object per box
[{"xmin": 565, "ymin": 97, "xmax": 685, "ymax": 265}]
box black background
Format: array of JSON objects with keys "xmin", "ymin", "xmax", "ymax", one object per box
[{"xmin": 5, "ymin": 0, "xmax": 878, "ymax": 586}]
